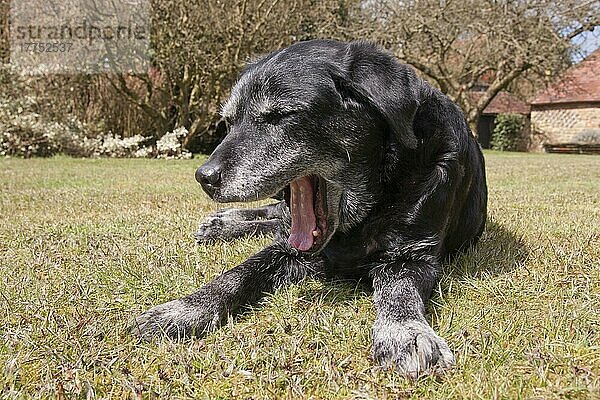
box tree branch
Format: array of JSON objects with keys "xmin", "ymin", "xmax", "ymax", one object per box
[
  {"xmin": 566, "ymin": 19, "xmax": 600, "ymax": 40},
  {"xmin": 469, "ymin": 61, "xmax": 532, "ymax": 122},
  {"xmin": 108, "ymin": 74, "xmax": 168, "ymax": 131},
  {"xmin": 402, "ymin": 55, "xmax": 452, "ymax": 95}
]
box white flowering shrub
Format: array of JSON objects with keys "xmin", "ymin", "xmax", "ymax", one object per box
[
  {"xmin": 156, "ymin": 126, "xmax": 192, "ymax": 159},
  {"xmin": 0, "ymin": 108, "xmax": 192, "ymax": 158},
  {"xmin": 0, "ymin": 102, "xmax": 151, "ymax": 158},
  {"xmin": 94, "ymin": 133, "xmax": 151, "ymax": 158},
  {"xmin": 0, "ymin": 97, "xmax": 59, "ymax": 157},
  {"xmin": 0, "ymin": 68, "xmax": 194, "ymax": 159},
  {"xmin": 134, "ymin": 146, "xmax": 154, "ymax": 158}
]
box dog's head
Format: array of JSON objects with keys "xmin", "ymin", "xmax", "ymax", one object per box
[{"xmin": 196, "ymin": 40, "xmax": 423, "ymax": 252}]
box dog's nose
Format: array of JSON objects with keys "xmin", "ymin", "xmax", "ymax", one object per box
[
  {"xmin": 195, "ymin": 164, "xmax": 222, "ymax": 197},
  {"xmin": 196, "ymin": 165, "xmax": 221, "ymax": 185}
]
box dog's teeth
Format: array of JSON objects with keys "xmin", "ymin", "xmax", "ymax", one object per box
[{"xmin": 312, "ymin": 230, "xmax": 320, "ymax": 237}]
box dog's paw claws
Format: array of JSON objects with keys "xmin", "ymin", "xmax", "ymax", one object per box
[{"xmin": 372, "ymin": 320, "xmax": 455, "ymax": 378}]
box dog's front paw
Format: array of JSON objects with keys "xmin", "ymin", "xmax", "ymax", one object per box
[
  {"xmin": 133, "ymin": 299, "xmax": 222, "ymax": 340},
  {"xmin": 194, "ymin": 217, "xmax": 226, "ymax": 243},
  {"xmin": 372, "ymin": 320, "xmax": 455, "ymax": 377}
]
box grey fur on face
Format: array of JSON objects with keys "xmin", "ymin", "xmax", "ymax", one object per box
[{"xmin": 135, "ymin": 39, "xmax": 487, "ymax": 378}]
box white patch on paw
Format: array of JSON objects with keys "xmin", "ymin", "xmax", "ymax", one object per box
[{"xmin": 372, "ymin": 320, "xmax": 455, "ymax": 377}]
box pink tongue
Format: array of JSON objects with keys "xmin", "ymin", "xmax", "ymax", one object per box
[{"xmin": 288, "ymin": 177, "xmax": 316, "ymax": 251}]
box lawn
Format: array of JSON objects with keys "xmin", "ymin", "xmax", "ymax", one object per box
[{"xmin": 0, "ymin": 152, "xmax": 598, "ymax": 399}]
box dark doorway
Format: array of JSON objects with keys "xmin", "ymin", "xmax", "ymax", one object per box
[{"xmin": 477, "ymin": 115, "xmax": 496, "ymax": 149}]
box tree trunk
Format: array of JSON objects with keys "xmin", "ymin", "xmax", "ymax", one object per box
[{"xmin": 468, "ymin": 112, "xmax": 480, "ymax": 139}]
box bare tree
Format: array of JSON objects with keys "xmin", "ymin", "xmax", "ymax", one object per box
[
  {"xmin": 364, "ymin": 0, "xmax": 600, "ymax": 133},
  {"xmin": 1, "ymin": 0, "xmax": 359, "ymax": 150},
  {"xmin": 111, "ymin": 0, "xmax": 357, "ymax": 149},
  {"xmin": 5, "ymin": 0, "xmax": 597, "ymax": 149}
]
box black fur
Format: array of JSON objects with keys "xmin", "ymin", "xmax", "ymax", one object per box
[{"xmin": 135, "ymin": 40, "xmax": 488, "ymax": 377}]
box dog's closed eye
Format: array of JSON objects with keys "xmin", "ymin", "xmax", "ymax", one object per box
[{"xmin": 262, "ymin": 109, "xmax": 297, "ymax": 125}]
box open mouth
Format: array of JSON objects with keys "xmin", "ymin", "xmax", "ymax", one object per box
[{"xmin": 284, "ymin": 175, "xmax": 329, "ymax": 252}]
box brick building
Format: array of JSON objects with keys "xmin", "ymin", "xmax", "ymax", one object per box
[{"xmin": 530, "ymin": 50, "xmax": 600, "ymax": 153}]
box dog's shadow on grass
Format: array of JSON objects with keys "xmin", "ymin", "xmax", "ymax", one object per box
[
  {"xmin": 290, "ymin": 219, "xmax": 529, "ymax": 305},
  {"xmin": 443, "ymin": 219, "xmax": 529, "ymax": 281}
]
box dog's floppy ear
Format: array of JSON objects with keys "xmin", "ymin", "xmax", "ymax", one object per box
[{"xmin": 331, "ymin": 42, "xmax": 420, "ymax": 150}]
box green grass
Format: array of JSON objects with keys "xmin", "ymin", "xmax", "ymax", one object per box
[{"xmin": 0, "ymin": 152, "xmax": 598, "ymax": 399}]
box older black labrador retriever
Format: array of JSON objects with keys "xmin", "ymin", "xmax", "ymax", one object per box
[{"xmin": 135, "ymin": 40, "xmax": 488, "ymax": 377}]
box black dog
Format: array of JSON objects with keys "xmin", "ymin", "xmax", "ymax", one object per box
[{"xmin": 135, "ymin": 40, "xmax": 488, "ymax": 377}]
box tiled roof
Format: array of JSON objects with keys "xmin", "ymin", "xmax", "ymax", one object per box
[
  {"xmin": 532, "ymin": 50, "xmax": 600, "ymax": 105},
  {"xmin": 482, "ymin": 91, "xmax": 530, "ymax": 115},
  {"xmin": 470, "ymin": 91, "xmax": 530, "ymax": 115}
]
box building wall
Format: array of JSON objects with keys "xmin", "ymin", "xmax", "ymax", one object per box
[{"xmin": 530, "ymin": 103, "xmax": 600, "ymax": 150}]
